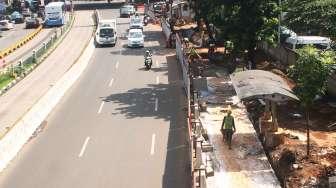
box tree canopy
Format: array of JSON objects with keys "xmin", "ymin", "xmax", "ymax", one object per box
[
  {"xmin": 288, "ymin": 46, "xmax": 334, "ymax": 107},
  {"xmin": 283, "ymin": 0, "xmax": 336, "ymax": 38},
  {"xmin": 194, "ymin": 0, "xmax": 279, "ymax": 61}
]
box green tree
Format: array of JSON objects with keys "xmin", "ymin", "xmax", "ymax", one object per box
[
  {"xmin": 288, "ymin": 46, "xmax": 334, "ymax": 156},
  {"xmin": 195, "ymin": 0, "xmax": 279, "ymax": 67},
  {"xmin": 284, "ymin": 0, "xmax": 336, "ymax": 38}
]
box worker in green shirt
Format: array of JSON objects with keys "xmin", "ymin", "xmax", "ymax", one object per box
[{"xmin": 221, "ymin": 110, "xmax": 236, "ymax": 149}]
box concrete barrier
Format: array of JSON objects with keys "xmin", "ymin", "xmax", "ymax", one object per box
[
  {"xmin": 0, "ymin": 37, "xmax": 95, "ymax": 172},
  {"xmin": 0, "ymin": 26, "xmax": 43, "ymax": 59}
]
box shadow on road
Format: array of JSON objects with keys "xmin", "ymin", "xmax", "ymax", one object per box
[{"xmin": 102, "ymin": 52, "xmax": 191, "ymax": 187}]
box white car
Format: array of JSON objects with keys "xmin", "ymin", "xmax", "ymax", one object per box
[
  {"xmin": 0, "ymin": 20, "xmax": 14, "ymax": 30},
  {"xmin": 129, "ymin": 16, "xmax": 143, "ymax": 30},
  {"xmin": 120, "ymin": 5, "xmax": 135, "ymax": 18},
  {"xmin": 128, "ymin": 28, "xmax": 144, "ymax": 48}
]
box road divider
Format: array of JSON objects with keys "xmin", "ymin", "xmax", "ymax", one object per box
[
  {"xmin": 0, "ymin": 13, "xmax": 75, "ymax": 95},
  {"xmin": 0, "ymin": 30, "xmax": 95, "ymax": 172},
  {"xmin": 0, "ymin": 25, "xmax": 43, "ymax": 59}
]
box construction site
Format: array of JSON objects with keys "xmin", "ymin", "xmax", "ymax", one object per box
[{"xmin": 158, "ymin": 1, "xmax": 336, "ymax": 187}]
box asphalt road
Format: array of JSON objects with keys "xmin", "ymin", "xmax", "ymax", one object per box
[
  {"xmin": 0, "ymin": 8, "xmax": 190, "ymax": 188},
  {"xmin": 0, "ymin": 22, "xmax": 35, "ymax": 52},
  {"xmin": 0, "ymin": 10, "xmax": 93, "ymax": 138}
]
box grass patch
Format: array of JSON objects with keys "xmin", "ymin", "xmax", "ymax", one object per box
[{"xmin": 0, "ymin": 74, "xmax": 14, "ymax": 90}]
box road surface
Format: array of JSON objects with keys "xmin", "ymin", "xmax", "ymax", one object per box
[
  {"xmin": 0, "ymin": 10, "xmax": 93, "ymax": 138},
  {"xmin": 0, "ymin": 22, "xmax": 35, "ymax": 52},
  {"xmin": 0, "ymin": 8, "xmax": 190, "ymax": 188}
]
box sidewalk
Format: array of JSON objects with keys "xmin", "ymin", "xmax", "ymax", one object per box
[
  {"xmin": 0, "ymin": 11, "xmax": 93, "ymax": 138},
  {"xmin": 198, "ymin": 77, "xmax": 281, "ymax": 188}
]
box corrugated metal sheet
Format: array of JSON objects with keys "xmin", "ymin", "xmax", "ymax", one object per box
[{"xmin": 230, "ymin": 70, "xmax": 299, "ymax": 101}]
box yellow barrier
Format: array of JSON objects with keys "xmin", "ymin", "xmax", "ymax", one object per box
[{"xmin": 0, "ymin": 25, "xmax": 43, "ymax": 59}]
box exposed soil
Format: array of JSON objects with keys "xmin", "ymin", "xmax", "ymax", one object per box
[{"xmin": 246, "ymin": 51, "xmax": 336, "ymax": 188}]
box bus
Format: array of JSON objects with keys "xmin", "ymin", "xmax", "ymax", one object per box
[{"xmin": 44, "ymin": 2, "xmax": 66, "ymax": 27}]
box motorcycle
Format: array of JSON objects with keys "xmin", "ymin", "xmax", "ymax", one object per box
[
  {"xmin": 144, "ymin": 56, "xmax": 153, "ymax": 70},
  {"xmin": 143, "ymin": 15, "xmax": 150, "ymax": 26}
]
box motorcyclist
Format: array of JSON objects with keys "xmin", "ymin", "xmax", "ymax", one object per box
[
  {"xmin": 144, "ymin": 50, "xmax": 153, "ymax": 69},
  {"xmin": 145, "ymin": 50, "xmax": 152, "ymax": 59}
]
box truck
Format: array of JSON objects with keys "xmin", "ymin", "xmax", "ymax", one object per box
[{"xmin": 95, "ymin": 19, "xmax": 117, "ymax": 47}]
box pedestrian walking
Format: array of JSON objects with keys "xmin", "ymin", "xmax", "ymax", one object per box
[{"xmin": 221, "ymin": 110, "xmax": 236, "ymax": 149}]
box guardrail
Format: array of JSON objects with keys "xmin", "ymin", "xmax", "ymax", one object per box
[
  {"xmin": 0, "ymin": 12, "xmax": 75, "ymax": 95},
  {"xmin": 0, "ymin": 25, "xmax": 43, "ymax": 59}
]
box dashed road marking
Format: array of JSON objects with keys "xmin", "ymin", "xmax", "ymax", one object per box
[
  {"xmin": 150, "ymin": 134, "xmax": 156, "ymax": 155},
  {"xmin": 115, "ymin": 61, "xmax": 119, "ymax": 69},
  {"xmin": 156, "ymin": 76, "xmax": 159, "ymax": 84},
  {"xmin": 109, "ymin": 78, "xmax": 114, "ymax": 87},
  {"xmin": 98, "ymin": 101, "xmax": 105, "ymax": 114},
  {"xmin": 78, "ymin": 137, "xmax": 90, "ymax": 158},
  {"xmin": 155, "ymin": 98, "xmax": 158, "ymax": 111}
]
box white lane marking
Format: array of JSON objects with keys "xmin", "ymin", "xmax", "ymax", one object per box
[
  {"xmin": 115, "ymin": 61, "xmax": 119, "ymax": 69},
  {"xmin": 78, "ymin": 137, "xmax": 90, "ymax": 158},
  {"xmin": 98, "ymin": 101, "xmax": 105, "ymax": 114},
  {"xmin": 156, "ymin": 76, "xmax": 159, "ymax": 84},
  {"xmin": 155, "ymin": 60, "xmax": 159, "ymax": 68},
  {"xmin": 108, "ymin": 78, "xmax": 114, "ymax": 87},
  {"xmin": 150, "ymin": 134, "xmax": 156, "ymax": 155},
  {"xmin": 154, "ymin": 98, "xmax": 158, "ymax": 111},
  {"xmin": 119, "ymin": 49, "xmax": 122, "ymax": 55}
]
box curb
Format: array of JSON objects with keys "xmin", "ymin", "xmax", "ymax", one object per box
[
  {"xmin": 0, "ymin": 35, "xmax": 95, "ymax": 173},
  {"xmin": 0, "ymin": 25, "xmax": 43, "ymax": 59}
]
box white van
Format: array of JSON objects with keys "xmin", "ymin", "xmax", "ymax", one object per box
[
  {"xmin": 284, "ymin": 36, "xmax": 331, "ymax": 50},
  {"xmin": 95, "ymin": 19, "xmax": 117, "ymax": 47}
]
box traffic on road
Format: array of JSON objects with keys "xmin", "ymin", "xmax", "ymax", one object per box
[{"xmin": 0, "ymin": 4, "xmax": 190, "ymax": 188}]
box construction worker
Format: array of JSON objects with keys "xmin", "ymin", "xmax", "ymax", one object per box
[{"xmin": 221, "ymin": 110, "xmax": 236, "ymax": 149}]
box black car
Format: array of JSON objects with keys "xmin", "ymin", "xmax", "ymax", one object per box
[
  {"xmin": 25, "ymin": 16, "xmax": 40, "ymax": 28},
  {"xmin": 22, "ymin": 8, "xmax": 31, "ymax": 17}
]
